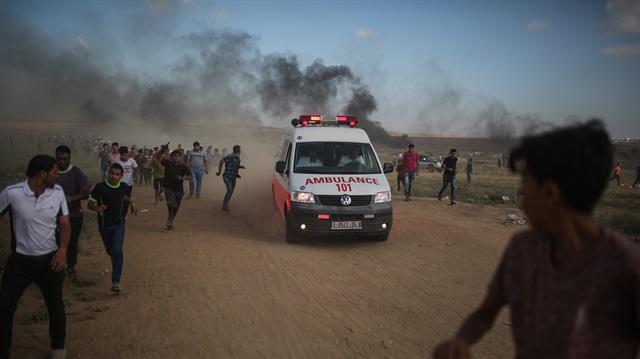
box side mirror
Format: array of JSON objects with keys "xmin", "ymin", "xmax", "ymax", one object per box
[
  {"xmin": 275, "ymin": 161, "xmax": 286, "ymax": 174},
  {"xmin": 383, "ymin": 163, "xmax": 394, "ymax": 174}
]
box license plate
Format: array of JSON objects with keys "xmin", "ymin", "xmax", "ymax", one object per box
[{"xmin": 331, "ymin": 221, "xmax": 362, "ymax": 230}]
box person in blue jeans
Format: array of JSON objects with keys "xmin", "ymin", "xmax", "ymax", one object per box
[
  {"xmin": 438, "ymin": 148, "xmax": 458, "ymax": 205},
  {"xmin": 401, "ymin": 144, "xmax": 420, "ymax": 201},
  {"xmin": 215, "ymin": 145, "xmax": 245, "ymax": 212},
  {"xmin": 186, "ymin": 141, "xmax": 208, "ymax": 199},
  {"xmin": 88, "ymin": 163, "xmax": 138, "ymax": 293}
]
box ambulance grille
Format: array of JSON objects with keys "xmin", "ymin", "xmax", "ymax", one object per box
[
  {"xmin": 331, "ymin": 214, "xmax": 363, "ymax": 220},
  {"xmin": 317, "ymin": 195, "xmax": 372, "ymax": 206}
]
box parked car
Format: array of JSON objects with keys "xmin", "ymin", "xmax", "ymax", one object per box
[{"xmin": 419, "ymin": 154, "xmax": 442, "ymax": 172}]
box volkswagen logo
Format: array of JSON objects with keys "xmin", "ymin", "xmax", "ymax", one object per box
[{"xmin": 340, "ymin": 195, "xmax": 352, "ymax": 206}]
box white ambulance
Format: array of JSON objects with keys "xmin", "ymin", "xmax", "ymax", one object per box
[{"xmin": 272, "ymin": 115, "xmax": 394, "ymax": 243}]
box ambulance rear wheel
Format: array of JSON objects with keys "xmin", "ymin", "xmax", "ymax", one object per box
[
  {"xmin": 372, "ymin": 232, "xmax": 390, "ymax": 241},
  {"xmin": 285, "ymin": 210, "xmax": 299, "ymax": 244}
]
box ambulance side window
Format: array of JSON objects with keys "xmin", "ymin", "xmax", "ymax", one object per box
[
  {"xmin": 283, "ymin": 142, "xmax": 293, "ymax": 174},
  {"xmin": 276, "ymin": 139, "xmax": 290, "ymax": 162}
]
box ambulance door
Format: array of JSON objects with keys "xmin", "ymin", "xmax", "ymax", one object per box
[{"xmin": 273, "ymin": 139, "xmax": 293, "ymax": 219}]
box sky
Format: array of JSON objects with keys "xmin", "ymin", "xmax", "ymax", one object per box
[{"xmin": 1, "ymin": 0, "xmax": 639, "ymax": 140}]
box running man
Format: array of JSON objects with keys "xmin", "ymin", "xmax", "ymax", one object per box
[
  {"xmin": 87, "ymin": 163, "xmax": 138, "ymax": 293},
  {"xmin": 161, "ymin": 150, "xmax": 192, "ymax": 230}
]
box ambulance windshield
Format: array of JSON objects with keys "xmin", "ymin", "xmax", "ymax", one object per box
[{"xmin": 294, "ymin": 142, "xmax": 381, "ymax": 174}]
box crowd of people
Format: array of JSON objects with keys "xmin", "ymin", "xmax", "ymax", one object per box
[{"xmin": 0, "ymin": 138, "xmax": 244, "ymax": 359}]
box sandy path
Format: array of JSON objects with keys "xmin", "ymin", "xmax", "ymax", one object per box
[{"xmin": 9, "ymin": 171, "xmax": 524, "ymax": 358}]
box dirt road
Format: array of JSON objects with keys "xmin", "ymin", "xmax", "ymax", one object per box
[{"xmin": 9, "ymin": 165, "xmax": 525, "ymax": 358}]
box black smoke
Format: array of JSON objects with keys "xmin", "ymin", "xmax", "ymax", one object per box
[
  {"xmin": 0, "ymin": 14, "xmax": 389, "ymax": 139},
  {"xmin": 1, "ymin": 11, "xmax": 550, "ymax": 141}
]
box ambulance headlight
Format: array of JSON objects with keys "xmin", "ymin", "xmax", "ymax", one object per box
[
  {"xmin": 374, "ymin": 191, "xmax": 392, "ymax": 203},
  {"xmin": 291, "ymin": 191, "xmax": 315, "ymax": 203}
]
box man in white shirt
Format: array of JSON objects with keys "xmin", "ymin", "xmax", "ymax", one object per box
[
  {"xmin": 0, "ymin": 155, "xmax": 70, "ymax": 359},
  {"xmin": 338, "ymin": 146, "xmax": 365, "ymax": 167},
  {"xmin": 297, "ymin": 147, "xmax": 323, "ymax": 167},
  {"xmin": 114, "ymin": 146, "xmax": 139, "ymax": 215}
]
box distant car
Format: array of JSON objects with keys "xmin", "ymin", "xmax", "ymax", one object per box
[{"xmin": 419, "ymin": 154, "xmax": 442, "ymax": 172}]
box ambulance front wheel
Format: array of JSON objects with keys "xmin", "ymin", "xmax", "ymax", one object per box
[{"xmin": 285, "ymin": 209, "xmax": 300, "ymax": 244}]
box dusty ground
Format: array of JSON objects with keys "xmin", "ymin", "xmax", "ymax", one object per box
[{"xmin": 7, "ymin": 169, "xmax": 527, "ymax": 359}]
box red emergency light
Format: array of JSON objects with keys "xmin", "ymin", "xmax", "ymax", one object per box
[
  {"xmin": 298, "ymin": 115, "xmax": 322, "ymax": 126},
  {"xmin": 294, "ymin": 115, "xmax": 359, "ymax": 127},
  {"xmin": 337, "ymin": 115, "xmax": 358, "ymax": 127}
]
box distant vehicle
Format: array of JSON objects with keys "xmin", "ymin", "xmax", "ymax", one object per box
[{"xmin": 419, "ymin": 154, "xmax": 442, "ymax": 172}]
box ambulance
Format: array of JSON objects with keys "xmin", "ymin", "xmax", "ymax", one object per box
[{"xmin": 272, "ymin": 115, "xmax": 394, "ymax": 243}]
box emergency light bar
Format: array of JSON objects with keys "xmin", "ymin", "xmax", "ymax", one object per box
[{"xmin": 292, "ymin": 115, "xmax": 358, "ymax": 128}]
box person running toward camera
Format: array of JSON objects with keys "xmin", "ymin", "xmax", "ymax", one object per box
[
  {"xmin": 161, "ymin": 150, "xmax": 192, "ymax": 230},
  {"xmin": 108, "ymin": 142, "xmax": 120, "ymax": 167},
  {"xmin": 216, "ymin": 145, "xmax": 245, "ymax": 212},
  {"xmin": 113, "ymin": 146, "xmax": 139, "ymax": 216},
  {"xmin": 97, "ymin": 143, "xmax": 110, "ymax": 182},
  {"xmin": 87, "ymin": 164, "xmax": 138, "ymax": 293},
  {"xmin": 55, "ymin": 145, "xmax": 92, "ymax": 281},
  {"xmin": 150, "ymin": 149, "xmax": 166, "ymax": 205},
  {"xmin": 186, "ymin": 141, "xmax": 208, "ymax": 199},
  {"xmin": 432, "ymin": 119, "xmax": 640, "ymax": 359},
  {"xmin": 0, "ymin": 155, "xmax": 70, "ymax": 359},
  {"xmin": 438, "ymin": 148, "xmax": 458, "ymax": 205}
]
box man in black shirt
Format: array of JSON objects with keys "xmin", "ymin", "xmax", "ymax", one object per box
[
  {"xmin": 87, "ymin": 163, "xmax": 138, "ymax": 293},
  {"xmin": 161, "ymin": 150, "xmax": 193, "ymax": 230},
  {"xmin": 55, "ymin": 145, "xmax": 91, "ymax": 280},
  {"xmin": 438, "ymin": 148, "xmax": 458, "ymax": 205}
]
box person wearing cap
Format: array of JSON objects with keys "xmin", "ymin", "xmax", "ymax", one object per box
[
  {"xmin": 186, "ymin": 141, "xmax": 208, "ymax": 199},
  {"xmin": 438, "ymin": 148, "xmax": 458, "ymax": 205},
  {"xmin": 216, "ymin": 145, "xmax": 245, "ymax": 212}
]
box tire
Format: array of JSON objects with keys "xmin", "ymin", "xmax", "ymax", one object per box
[
  {"xmin": 428, "ymin": 164, "xmax": 436, "ymax": 172},
  {"xmin": 285, "ymin": 208, "xmax": 299, "ymax": 244},
  {"xmin": 371, "ymin": 232, "xmax": 390, "ymax": 241}
]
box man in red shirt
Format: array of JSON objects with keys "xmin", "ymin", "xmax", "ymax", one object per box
[
  {"xmin": 401, "ymin": 144, "xmax": 419, "ymax": 201},
  {"xmin": 611, "ymin": 162, "xmax": 621, "ymax": 186}
]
